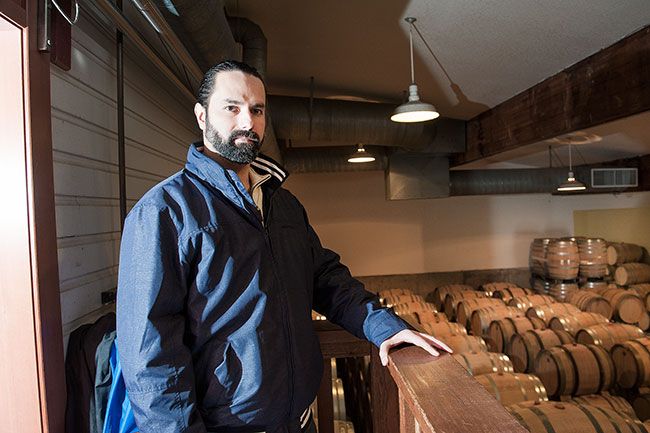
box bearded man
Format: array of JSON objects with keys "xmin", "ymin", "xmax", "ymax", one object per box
[{"xmin": 116, "ymin": 60, "xmax": 450, "ymax": 433}]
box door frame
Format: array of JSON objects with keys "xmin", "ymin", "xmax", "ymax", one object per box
[{"xmin": 1, "ymin": 1, "xmax": 65, "ymax": 432}]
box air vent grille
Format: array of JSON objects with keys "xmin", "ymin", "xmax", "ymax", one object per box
[{"xmin": 591, "ymin": 168, "xmax": 638, "ymax": 188}]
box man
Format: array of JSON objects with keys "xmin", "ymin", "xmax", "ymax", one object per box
[{"xmin": 116, "ymin": 60, "xmax": 451, "ymax": 433}]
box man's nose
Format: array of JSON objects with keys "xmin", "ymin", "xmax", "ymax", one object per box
[{"xmin": 236, "ymin": 110, "xmax": 254, "ymax": 130}]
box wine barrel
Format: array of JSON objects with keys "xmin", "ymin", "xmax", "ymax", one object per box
[
  {"xmin": 633, "ymin": 392, "xmax": 650, "ymax": 422},
  {"xmin": 576, "ymin": 323, "xmax": 644, "ymax": 350},
  {"xmin": 572, "ymin": 393, "xmax": 637, "ymax": 420},
  {"xmin": 581, "ymin": 280, "xmax": 609, "ymax": 291},
  {"xmin": 639, "ymin": 312, "xmax": 650, "ymax": 332},
  {"xmin": 491, "ymin": 285, "xmax": 533, "ymax": 302},
  {"xmin": 443, "ymin": 335, "xmax": 488, "ymax": 354},
  {"xmin": 456, "ymin": 298, "xmax": 506, "ymax": 329},
  {"xmin": 508, "ymin": 401, "xmax": 648, "ymax": 433},
  {"xmin": 546, "ymin": 239, "xmax": 579, "ymax": 280},
  {"xmin": 530, "ymin": 238, "xmax": 552, "ymax": 277},
  {"xmin": 549, "ymin": 282, "xmax": 578, "ymax": 302},
  {"xmin": 394, "ymin": 312, "xmax": 420, "ymax": 329},
  {"xmin": 507, "ymin": 329, "xmax": 574, "ymax": 373},
  {"xmin": 532, "ymin": 278, "xmax": 553, "ymax": 295},
  {"xmin": 452, "ymin": 352, "xmax": 514, "ymax": 376},
  {"xmin": 615, "ymin": 263, "xmax": 650, "ymax": 286},
  {"xmin": 577, "ymin": 238, "xmax": 608, "ymax": 278},
  {"xmin": 567, "ymin": 291, "xmax": 613, "ymax": 319},
  {"xmin": 391, "ymin": 301, "xmax": 437, "ymax": 316},
  {"xmin": 383, "ymin": 293, "xmax": 424, "ymax": 306},
  {"xmin": 526, "ymin": 303, "xmax": 582, "ymax": 325},
  {"xmin": 443, "ymin": 290, "xmax": 488, "ymax": 320},
  {"xmin": 332, "ymin": 378, "xmax": 346, "ymax": 421},
  {"xmin": 416, "ymin": 310, "xmax": 448, "ymax": 324},
  {"xmin": 378, "ymin": 288, "xmax": 412, "ymax": 299},
  {"xmin": 598, "ymin": 287, "xmax": 645, "ymax": 324},
  {"xmin": 631, "ymin": 284, "xmax": 650, "ymax": 310},
  {"xmin": 488, "ymin": 316, "xmax": 546, "ymax": 353},
  {"xmin": 607, "ymin": 243, "xmax": 644, "ymax": 266},
  {"xmin": 611, "ymin": 337, "xmax": 650, "ymax": 389},
  {"xmin": 432, "ymin": 284, "xmax": 474, "ymax": 310},
  {"xmin": 481, "ymin": 281, "xmax": 519, "ymax": 291},
  {"xmin": 420, "ymin": 321, "xmax": 466, "ymax": 338},
  {"xmin": 548, "ymin": 312, "xmax": 609, "ymax": 336},
  {"xmin": 475, "ymin": 373, "xmax": 548, "ymax": 406},
  {"xmin": 470, "ymin": 306, "xmax": 523, "ymax": 337},
  {"xmin": 535, "ymin": 343, "xmax": 614, "ymax": 398},
  {"xmin": 508, "ymin": 294, "xmax": 555, "ymax": 311}
]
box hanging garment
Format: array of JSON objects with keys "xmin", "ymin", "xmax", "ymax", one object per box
[{"xmin": 65, "ymin": 313, "xmax": 116, "ymax": 433}]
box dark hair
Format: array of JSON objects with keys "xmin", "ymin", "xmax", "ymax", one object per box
[{"xmin": 196, "ymin": 60, "xmax": 265, "ymax": 108}]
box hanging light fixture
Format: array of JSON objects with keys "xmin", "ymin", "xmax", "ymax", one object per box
[
  {"xmin": 391, "ymin": 17, "xmax": 440, "ymax": 123},
  {"xmin": 557, "ymin": 143, "xmax": 586, "ymax": 191},
  {"xmin": 347, "ymin": 144, "xmax": 376, "ymax": 163}
]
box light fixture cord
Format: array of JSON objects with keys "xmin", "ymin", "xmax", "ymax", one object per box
[
  {"xmin": 409, "ymin": 23, "xmax": 415, "ymax": 84},
  {"xmin": 568, "ymin": 143, "xmax": 573, "ymax": 171}
]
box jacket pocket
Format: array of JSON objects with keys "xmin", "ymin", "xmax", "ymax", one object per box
[{"xmin": 213, "ymin": 341, "xmax": 242, "ymax": 402}]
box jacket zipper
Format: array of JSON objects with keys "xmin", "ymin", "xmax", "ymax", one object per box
[
  {"xmin": 225, "ymin": 173, "xmax": 296, "ymax": 422},
  {"xmin": 263, "ymin": 196, "xmax": 296, "ymax": 422}
]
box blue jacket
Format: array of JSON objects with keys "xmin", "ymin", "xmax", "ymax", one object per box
[{"xmin": 116, "ymin": 144, "xmax": 408, "ymax": 433}]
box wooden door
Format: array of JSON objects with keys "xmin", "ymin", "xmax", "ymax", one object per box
[{"xmin": 0, "ymin": 1, "xmax": 65, "ymax": 432}]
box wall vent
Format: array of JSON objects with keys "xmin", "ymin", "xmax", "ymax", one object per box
[{"xmin": 591, "ymin": 168, "xmax": 638, "ymax": 188}]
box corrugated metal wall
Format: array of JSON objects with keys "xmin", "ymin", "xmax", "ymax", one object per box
[{"xmin": 51, "ymin": 10, "xmax": 198, "ymax": 349}]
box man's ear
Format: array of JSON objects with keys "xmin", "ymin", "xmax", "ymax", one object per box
[{"xmin": 194, "ymin": 103, "xmax": 206, "ymax": 131}]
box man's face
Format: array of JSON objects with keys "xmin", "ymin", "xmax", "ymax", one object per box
[{"xmin": 194, "ymin": 70, "xmax": 266, "ymax": 164}]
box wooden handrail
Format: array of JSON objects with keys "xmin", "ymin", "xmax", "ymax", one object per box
[
  {"xmin": 385, "ymin": 346, "xmax": 528, "ymax": 433},
  {"xmin": 315, "ymin": 321, "xmax": 528, "ymax": 433}
]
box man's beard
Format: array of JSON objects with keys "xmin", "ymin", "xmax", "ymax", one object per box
[{"xmin": 204, "ymin": 117, "xmax": 262, "ymax": 164}]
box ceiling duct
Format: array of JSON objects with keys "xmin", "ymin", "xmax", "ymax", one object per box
[
  {"xmin": 449, "ymin": 167, "xmax": 580, "ymax": 195},
  {"xmin": 268, "ymin": 96, "xmax": 465, "ymax": 154},
  {"xmin": 449, "ymin": 156, "xmax": 646, "ymax": 196},
  {"xmin": 154, "ymin": 0, "xmax": 238, "ymax": 66},
  {"xmin": 227, "ymin": 17, "xmax": 268, "ymax": 79},
  {"xmin": 283, "ymin": 146, "xmax": 388, "ymax": 173}
]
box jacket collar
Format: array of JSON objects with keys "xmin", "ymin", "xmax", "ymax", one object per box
[{"xmin": 184, "ymin": 142, "xmax": 288, "ymax": 205}]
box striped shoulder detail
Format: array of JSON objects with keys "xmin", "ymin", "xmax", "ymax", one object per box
[
  {"xmin": 299, "ymin": 406, "xmax": 312, "ymax": 429},
  {"xmin": 251, "ymin": 153, "xmax": 288, "ymax": 183}
]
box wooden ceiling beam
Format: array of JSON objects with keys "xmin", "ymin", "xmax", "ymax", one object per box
[{"xmin": 452, "ymin": 25, "xmax": 650, "ymax": 167}]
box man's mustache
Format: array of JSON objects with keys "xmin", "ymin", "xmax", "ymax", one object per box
[{"xmin": 229, "ymin": 130, "xmax": 261, "ymax": 145}]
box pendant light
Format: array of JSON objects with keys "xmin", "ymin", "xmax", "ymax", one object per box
[
  {"xmin": 391, "ymin": 17, "xmax": 439, "ymax": 123},
  {"xmin": 347, "ymin": 144, "xmax": 376, "ymax": 163},
  {"xmin": 557, "ymin": 143, "xmax": 586, "ymax": 191}
]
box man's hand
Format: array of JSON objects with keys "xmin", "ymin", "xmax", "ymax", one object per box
[{"xmin": 378, "ymin": 329, "xmax": 453, "ymax": 366}]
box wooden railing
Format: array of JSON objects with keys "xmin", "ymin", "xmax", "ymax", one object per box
[{"xmin": 315, "ymin": 320, "xmax": 528, "ymax": 433}]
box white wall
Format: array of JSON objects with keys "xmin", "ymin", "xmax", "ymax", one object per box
[
  {"xmin": 285, "ymin": 170, "xmax": 650, "ymax": 277},
  {"xmin": 51, "ymin": 10, "xmax": 198, "ymax": 345}
]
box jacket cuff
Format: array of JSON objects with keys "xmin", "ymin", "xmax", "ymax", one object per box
[{"xmin": 363, "ymin": 308, "xmax": 411, "ymax": 348}]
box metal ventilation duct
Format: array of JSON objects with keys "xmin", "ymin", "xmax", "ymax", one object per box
[
  {"xmin": 449, "ymin": 167, "xmax": 577, "ymax": 195},
  {"xmin": 283, "ymin": 146, "xmax": 388, "ymax": 173},
  {"xmin": 268, "ymin": 95, "xmax": 465, "ymax": 154},
  {"xmin": 227, "ymin": 17, "xmax": 268, "ymax": 79},
  {"xmin": 155, "ymin": 0, "xmax": 238, "ymax": 66}
]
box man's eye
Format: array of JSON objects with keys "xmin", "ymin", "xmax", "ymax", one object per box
[
  {"xmin": 252, "ymin": 108, "xmax": 264, "ymax": 116},
  {"xmin": 226, "ymin": 106, "xmax": 239, "ymax": 112}
]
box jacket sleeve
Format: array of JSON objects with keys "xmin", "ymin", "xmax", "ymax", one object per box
[
  {"xmin": 303, "ymin": 206, "xmax": 410, "ymax": 347},
  {"xmin": 116, "ymin": 204, "xmax": 206, "ymax": 433}
]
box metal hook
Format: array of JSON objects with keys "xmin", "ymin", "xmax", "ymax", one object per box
[{"xmin": 51, "ymin": 0, "xmax": 80, "ymax": 25}]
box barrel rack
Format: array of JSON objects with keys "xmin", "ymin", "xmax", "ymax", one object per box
[{"xmin": 315, "ymin": 320, "xmax": 526, "ymax": 433}]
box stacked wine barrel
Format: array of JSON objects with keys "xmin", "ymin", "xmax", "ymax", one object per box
[
  {"xmin": 608, "ymin": 242, "xmax": 650, "ymax": 287},
  {"xmin": 372, "ymin": 268, "xmax": 650, "ymax": 432},
  {"xmin": 495, "ymin": 237, "xmax": 650, "ymax": 432},
  {"xmin": 529, "ymin": 237, "xmax": 586, "ymax": 302}
]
